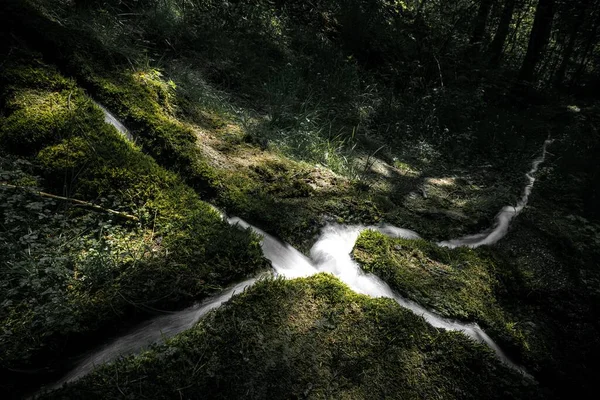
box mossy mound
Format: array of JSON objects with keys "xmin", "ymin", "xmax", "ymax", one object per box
[
  {"xmin": 86, "ymin": 71, "xmax": 221, "ymax": 198},
  {"xmin": 352, "ymin": 231, "xmax": 534, "ymax": 362},
  {"xmin": 0, "ymin": 55, "xmax": 267, "ymax": 396},
  {"xmin": 353, "ymin": 231, "xmax": 502, "ymax": 322},
  {"xmin": 40, "ymin": 275, "xmax": 544, "ymax": 400}
]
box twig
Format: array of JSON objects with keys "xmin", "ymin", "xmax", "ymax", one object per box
[
  {"xmin": 433, "ymin": 54, "xmax": 444, "ymax": 88},
  {"xmin": 0, "ymin": 183, "xmax": 139, "ymax": 221},
  {"xmin": 363, "ymin": 145, "xmax": 386, "ymax": 174}
]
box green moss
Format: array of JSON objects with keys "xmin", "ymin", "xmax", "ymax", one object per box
[
  {"xmin": 352, "ymin": 231, "xmax": 531, "ymax": 359},
  {"xmin": 82, "ymin": 71, "xmax": 221, "ymax": 198},
  {"xmin": 0, "ymin": 61, "xmax": 73, "ymax": 93},
  {"xmin": 0, "ymin": 90, "xmax": 75, "ymax": 154},
  {"xmin": 37, "ymin": 136, "xmax": 91, "ymax": 171},
  {"xmin": 42, "ymin": 275, "xmax": 544, "ymax": 400}
]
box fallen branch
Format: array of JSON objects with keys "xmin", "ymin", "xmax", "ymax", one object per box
[
  {"xmin": 433, "ymin": 53, "xmax": 444, "ymax": 88},
  {"xmin": 0, "ymin": 183, "xmax": 139, "ymax": 221}
]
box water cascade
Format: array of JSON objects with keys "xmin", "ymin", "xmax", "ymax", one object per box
[
  {"xmin": 97, "ymin": 104, "xmax": 134, "ymax": 142},
  {"xmin": 49, "ymin": 278, "xmax": 258, "ymax": 389},
  {"xmin": 228, "ymin": 220, "xmax": 529, "ymax": 377},
  {"xmin": 46, "ymin": 103, "xmax": 548, "ymax": 391}
]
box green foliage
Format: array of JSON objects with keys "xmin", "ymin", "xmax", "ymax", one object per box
[{"xmin": 1, "ymin": 2, "xmax": 599, "ymax": 399}]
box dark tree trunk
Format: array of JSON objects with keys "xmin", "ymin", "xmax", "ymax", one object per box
[
  {"xmin": 507, "ymin": 3, "xmax": 527, "ymax": 54},
  {"xmin": 571, "ymin": 14, "xmax": 600, "ymax": 85},
  {"xmin": 489, "ymin": 0, "xmax": 517, "ymax": 66},
  {"xmin": 416, "ymin": 0, "xmax": 427, "ymax": 17},
  {"xmin": 519, "ymin": 0, "xmax": 556, "ymax": 81},
  {"xmin": 470, "ymin": 0, "xmax": 495, "ymax": 48},
  {"xmin": 554, "ymin": 31, "xmax": 577, "ymax": 86},
  {"xmin": 538, "ymin": 38, "xmax": 559, "ymax": 81},
  {"xmin": 554, "ymin": 1, "xmax": 593, "ymax": 87}
]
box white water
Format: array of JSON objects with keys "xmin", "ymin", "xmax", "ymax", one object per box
[
  {"xmin": 43, "ymin": 104, "xmax": 547, "ymax": 390},
  {"xmin": 439, "ymin": 139, "xmax": 553, "ymax": 248},
  {"xmin": 228, "ymin": 219, "xmax": 529, "ymax": 377},
  {"xmin": 48, "ymin": 278, "xmax": 258, "ymax": 389},
  {"xmin": 97, "ymin": 103, "xmax": 135, "ymax": 142}
]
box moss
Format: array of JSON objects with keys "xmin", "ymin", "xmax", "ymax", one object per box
[
  {"xmin": 0, "ymin": 90, "xmax": 75, "ymax": 154},
  {"xmin": 81, "ymin": 71, "xmax": 221, "ymax": 198},
  {"xmin": 0, "ymin": 59, "xmax": 73, "ymax": 94},
  {"xmin": 352, "ymin": 231, "xmax": 531, "ymax": 360},
  {"xmin": 41, "ymin": 275, "xmax": 544, "ymax": 400},
  {"xmin": 37, "ymin": 136, "xmax": 91, "ymax": 172}
]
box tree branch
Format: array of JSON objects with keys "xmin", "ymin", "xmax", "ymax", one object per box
[{"xmin": 0, "ymin": 183, "xmax": 139, "ymax": 221}]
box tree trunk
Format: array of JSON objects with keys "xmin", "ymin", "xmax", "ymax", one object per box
[
  {"xmin": 554, "ymin": 1, "xmax": 592, "ymax": 87},
  {"xmin": 489, "ymin": 0, "xmax": 517, "ymax": 66},
  {"xmin": 470, "ymin": 0, "xmax": 495, "ymax": 49},
  {"xmin": 416, "ymin": 0, "xmax": 427, "ymax": 17},
  {"xmin": 554, "ymin": 31, "xmax": 577, "ymax": 86},
  {"xmin": 571, "ymin": 14, "xmax": 600, "ymax": 85},
  {"xmin": 519, "ymin": 0, "xmax": 556, "ymax": 81},
  {"xmin": 538, "ymin": 38, "xmax": 559, "ymax": 81},
  {"xmin": 507, "ymin": 2, "xmax": 528, "ymax": 55}
]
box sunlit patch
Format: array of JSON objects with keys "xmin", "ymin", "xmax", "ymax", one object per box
[
  {"xmin": 393, "ymin": 158, "xmax": 421, "ymax": 177},
  {"xmin": 426, "ymin": 177, "xmax": 456, "ymax": 187}
]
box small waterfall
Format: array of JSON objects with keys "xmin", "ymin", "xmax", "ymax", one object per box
[
  {"xmin": 47, "ymin": 278, "xmax": 258, "ymax": 390},
  {"xmin": 96, "ymin": 103, "xmax": 135, "ymax": 142},
  {"xmin": 439, "ymin": 139, "xmax": 553, "ymax": 249},
  {"xmin": 230, "ymin": 220, "xmax": 530, "ymax": 378}
]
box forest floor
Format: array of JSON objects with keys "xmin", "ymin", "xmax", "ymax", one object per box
[{"xmin": 1, "ymin": 1, "xmax": 599, "ymax": 399}]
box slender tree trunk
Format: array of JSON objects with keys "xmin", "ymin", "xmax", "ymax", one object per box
[
  {"xmin": 519, "ymin": 0, "xmax": 556, "ymax": 81},
  {"xmin": 489, "ymin": 0, "xmax": 517, "ymax": 66},
  {"xmin": 538, "ymin": 38, "xmax": 559, "ymax": 81},
  {"xmin": 507, "ymin": 4, "xmax": 526, "ymax": 54},
  {"xmin": 470, "ymin": 0, "xmax": 495, "ymax": 49},
  {"xmin": 554, "ymin": 1, "xmax": 592, "ymax": 86},
  {"xmin": 416, "ymin": 0, "xmax": 427, "ymax": 17},
  {"xmin": 571, "ymin": 14, "xmax": 600, "ymax": 85},
  {"xmin": 554, "ymin": 31, "xmax": 577, "ymax": 86}
]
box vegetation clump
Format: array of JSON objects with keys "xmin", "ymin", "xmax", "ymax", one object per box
[{"xmin": 1, "ymin": 0, "xmax": 599, "ymax": 398}]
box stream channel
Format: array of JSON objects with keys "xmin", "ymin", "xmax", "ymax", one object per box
[{"xmin": 44, "ymin": 104, "xmax": 552, "ymax": 391}]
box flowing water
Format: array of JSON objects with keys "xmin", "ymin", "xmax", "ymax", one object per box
[
  {"xmin": 97, "ymin": 103, "xmax": 134, "ymax": 142},
  {"xmin": 439, "ymin": 139, "xmax": 553, "ymax": 248},
  {"xmin": 44, "ymin": 103, "xmax": 548, "ymax": 391},
  {"xmin": 48, "ymin": 278, "xmax": 258, "ymax": 389}
]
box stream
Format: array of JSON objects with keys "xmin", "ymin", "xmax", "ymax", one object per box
[{"xmin": 44, "ymin": 104, "xmax": 549, "ymax": 391}]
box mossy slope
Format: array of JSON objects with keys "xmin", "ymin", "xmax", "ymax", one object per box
[
  {"xmin": 40, "ymin": 275, "xmax": 544, "ymax": 400},
  {"xmin": 0, "ymin": 52, "xmax": 267, "ymax": 396},
  {"xmin": 352, "ymin": 228, "xmax": 600, "ymax": 398}
]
